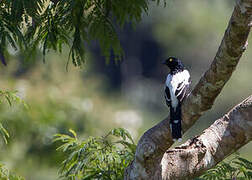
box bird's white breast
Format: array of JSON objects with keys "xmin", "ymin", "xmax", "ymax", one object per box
[{"xmin": 165, "ymin": 70, "xmax": 190, "ymax": 109}]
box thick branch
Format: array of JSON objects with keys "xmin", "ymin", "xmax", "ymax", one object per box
[
  {"xmin": 125, "ymin": 0, "xmax": 252, "ymax": 179},
  {"xmin": 161, "ymin": 95, "xmax": 252, "ymax": 180}
]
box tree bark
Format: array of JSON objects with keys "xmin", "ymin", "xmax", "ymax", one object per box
[
  {"xmin": 125, "ymin": 0, "xmax": 252, "ymax": 179},
  {"xmin": 161, "ymin": 95, "xmax": 252, "ymax": 180}
]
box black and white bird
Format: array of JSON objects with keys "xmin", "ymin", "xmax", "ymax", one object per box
[{"xmin": 163, "ymin": 57, "xmax": 191, "ymax": 141}]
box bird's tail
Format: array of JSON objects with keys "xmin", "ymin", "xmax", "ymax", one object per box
[{"xmin": 170, "ymin": 105, "xmax": 182, "ymax": 141}]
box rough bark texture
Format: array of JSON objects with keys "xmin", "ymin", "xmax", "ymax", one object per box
[
  {"xmin": 125, "ymin": 0, "xmax": 252, "ymax": 179},
  {"xmin": 160, "ymin": 95, "xmax": 252, "ymax": 180}
]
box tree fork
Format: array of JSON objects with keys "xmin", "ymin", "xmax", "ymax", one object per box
[
  {"xmin": 125, "ymin": 0, "xmax": 252, "ymax": 179},
  {"xmin": 161, "ymin": 95, "xmax": 252, "ymax": 180}
]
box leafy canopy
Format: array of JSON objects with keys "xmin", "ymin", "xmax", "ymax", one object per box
[
  {"xmin": 54, "ymin": 128, "xmax": 136, "ymax": 179},
  {"xmin": 197, "ymin": 155, "xmax": 252, "ymax": 180},
  {"xmin": 0, "ymin": 0, "xmax": 166, "ymax": 67}
]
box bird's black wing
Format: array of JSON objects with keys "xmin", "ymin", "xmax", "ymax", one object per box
[
  {"xmin": 165, "ymin": 86, "xmax": 171, "ymax": 107},
  {"xmin": 175, "ymin": 79, "xmax": 191, "ymax": 102}
]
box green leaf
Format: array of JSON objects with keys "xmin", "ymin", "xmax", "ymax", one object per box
[
  {"xmin": 199, "ymin": 155, "xmax": 252, "ymax": 180},
  {"xmin": 5, "ymin": 95, "xmax": 12, "ymax": 106},
  {"xmin": 55, "ymin": 128, "xmax": 135, "ymax": 179},
  {"xmin": 0, "ymin": 0, "xmax": 165, "ymax": 66},
  {"xmin": 69, "ymin": 129, "xmax": 77, "ymax": 138},
  {"xmin": 0, "ymin": 123, "xmax": 9, "ymax": 144}
]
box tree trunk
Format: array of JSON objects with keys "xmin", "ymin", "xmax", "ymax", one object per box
[{"xmin": 124, "ymin": 0, "xmax": 252, "ymax": 179}]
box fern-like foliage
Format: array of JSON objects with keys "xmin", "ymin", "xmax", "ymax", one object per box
[
  {"xmin": 0, "ymin": 90, "xmax": 28, "ymax": 143},
  {"xmin": 196, "ymin": 155, "xmax": 252, "ymax": 180},
  {"xmin": 0, "ymin": 164, "xmax": 25, "ymax": 180},
  {"xmin": 55, "ymin": 128, "xmax": 252, "ymax": 180},
  {"xmin": 0, "ymin": 0, "xmax": 166, "ymax": 67},
  {"xmin": 54, "ymin": 128, "xmax": 136, "ymax": 179},
  {"xmin": 0, "ymin": 90, "xmax": 27, "ymax": 107}
]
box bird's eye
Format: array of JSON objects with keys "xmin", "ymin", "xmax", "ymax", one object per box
[{"xmin": 169, "ymin": 58, "xmax": 173, "ymax": 62}]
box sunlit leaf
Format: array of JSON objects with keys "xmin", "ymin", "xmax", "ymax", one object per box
[{"xmin": 54, "ymin": 128, "xmax": 135, "ymax": 179}]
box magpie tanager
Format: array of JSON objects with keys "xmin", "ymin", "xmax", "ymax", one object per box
[{"xmin": 163, "ymin": 57, "xmax": 191, "ymax": 141}]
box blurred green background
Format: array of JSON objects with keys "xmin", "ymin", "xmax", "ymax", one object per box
[{"xmin": 0, "ymin": 0, "xmax": 251, "ymax": 179}]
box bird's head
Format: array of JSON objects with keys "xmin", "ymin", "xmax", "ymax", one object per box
[{"xmin": 162, "ymin": 57, "xmax": 184, "ymax": 71}]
